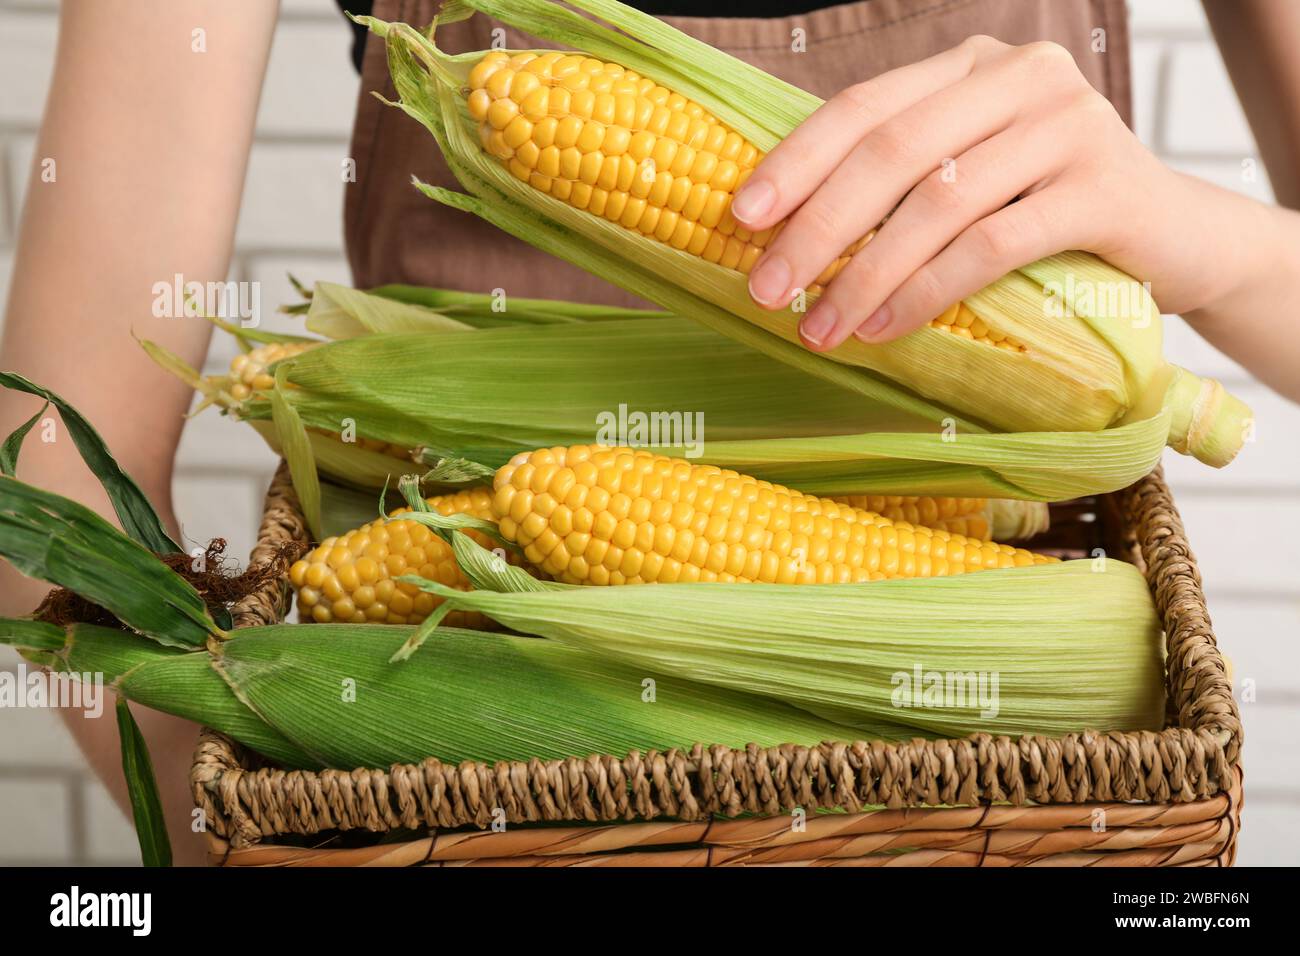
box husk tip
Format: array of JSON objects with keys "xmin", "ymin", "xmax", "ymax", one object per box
[{"xmin": 1164, "ymin": 367, "xmax": 1253, "ymax": 468}]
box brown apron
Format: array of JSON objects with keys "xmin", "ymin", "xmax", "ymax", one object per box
[{"xmin": 344, "ymin": 0, "xmax": 1132, "ymax": 301}]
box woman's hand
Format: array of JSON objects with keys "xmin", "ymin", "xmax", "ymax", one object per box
[{"xmin": 733, "ymin": 35, "xmax": 1272, "ymax": 354}]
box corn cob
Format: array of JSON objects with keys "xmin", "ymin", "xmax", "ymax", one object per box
[
  {"xmin": 491, "ymin": 446, "xmax": 1054, "ymax": 586},
  {"xmin": 830, "ymin": 494, "xmax": 990, "ymax": 537},
  {"xmin": 226, "ymin": 341, "xmax": 316, "ymax": 401},
  {"xmin": 828, "ymin": 494, "xmax": 1049, "ymax": 540},
  {"xmin": 288, "ymin": 487, "xmax": 535, "ymax": 628},
  {"xmin": 368, "ymin": 5, "xmax": 1252, "ymax": 468},
  {"xmin": 224, "ymin": 342, "xmax": 412, "ymax": 461},
  {"xmin": 468, "ymin": 50, "xmax": 1023, "ymax": 351}
]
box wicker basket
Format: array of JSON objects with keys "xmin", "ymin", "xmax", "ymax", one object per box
[{"xmin": 193, "ymin": 464, "xmax": 1243, "ymax": 866}]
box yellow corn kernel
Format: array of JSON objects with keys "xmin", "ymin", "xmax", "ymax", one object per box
[
  {"xmin": 492, "ymin": 446, "xmax": 1054, "ymax": 585},
  {"xmin": 287, "ymin": 487, "xmax": 543, "ymax": 630},
  {"xmin": 467, "ymin": 52, "xmax": 1028, "ymax": 351}
]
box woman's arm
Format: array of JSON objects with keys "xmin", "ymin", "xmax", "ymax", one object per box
[
  {"xmin": 1190, "ymin": 0, "xmax": 1300, "ymax": 396},
  {"xmin": 731, "ymin": 31, "xmax": 1300, "ymax": 401},
  {"xmin": 0, "ymin": 0, "xmax": 278, "ymax": 865}
]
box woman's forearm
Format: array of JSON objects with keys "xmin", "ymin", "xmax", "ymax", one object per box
[
  {"xmin": 1175, "ymin": 174, "xmax": 1300, "ymax": 400},
  {"xmin": 0, "ymin": 0, "xmax": 278, "ymax": 865},
  {"xmin": 1, "ymin": 0, "xmax": 278, "ymax": 504}
]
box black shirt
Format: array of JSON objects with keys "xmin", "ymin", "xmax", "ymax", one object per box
[{"xmin": 337, "ymin": 1, "xmax": 843, "ymax": 73}]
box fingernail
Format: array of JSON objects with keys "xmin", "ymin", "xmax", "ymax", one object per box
[
  {"xmin": 731, "ymin": 179, "xmax": 775, "ymax": 224},
  {"xmin": 748, "ymin": 255, "xmax": 791, "ymax": 305},
  {"xmin": 800, "ymin": 302, "xmax": 839, "ymax": 347},
  {"xmin": 853, "ymin": 305, "xmax": 892, "ymax": 342}
]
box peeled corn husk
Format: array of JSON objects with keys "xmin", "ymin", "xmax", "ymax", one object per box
[{"xmin": 360, "ymin": 0, "xmax": 1252, "ymax": 468}]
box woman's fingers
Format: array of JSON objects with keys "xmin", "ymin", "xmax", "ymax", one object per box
[
  {"xmin": 730, "ymin": 35, "xmax": 1007, "ymax": 232},
  {"xmin": 748, "ymin": 41, "xmax": 1093, "ymax": 312},
  {"xmin": 850, "ymin": 187, "xmax": 1090, "ymax": 345},
  {"xmin": 789, "ymin": 114, "xmax": 1077, "ymax": 349}
]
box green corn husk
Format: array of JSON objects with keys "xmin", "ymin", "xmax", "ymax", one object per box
[
  {"xmin": 1, "ymin": 620, "xmax": 891, "ymax": 770},
  {"xmin": 150, "ymin": 282, "xmax": 1169, "ymax": 500},
  {"xmin": 240, "ymin": 317, "xmax": 1167, "ymax": 501},
  {"xmin": 398, "ymin": 532, "xmax": 1167, "ymax": 740},
  {"xmin": 301, "ymin": 279, "xmax": 664, "ymax": 339},
  {"xmin": 360, "ymin": 1, "xmax": 1252, "ymax": 469}
]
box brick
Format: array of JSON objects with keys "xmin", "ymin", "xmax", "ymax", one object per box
[
  {"xmin": 280, "ymin": 0, "xmax": 350, "ymax": 17},
  {"xmin": 0, "ymin": 246, "xmax": 13, "ymax": 329},
  {"xmin": 236, "ymin": 142, "xmax": 349, "ymax": 251},
  {"xmin": 1235, "ymin": 801, "xmax": 1300, "ymax": 865},
  {"xmin": 0, "ymin": 690, "xmax": 89, "ymax": 768},
  {"xmin": 1161, "ymin": 383, "xmax": 1300, "ymax": 490},
  {"xmin": 0, "ymin": 777, "xmax": 73, "ymax": 863},
  {"xmin": 175, "ymin": 405, "xmax": 282, "ymax": 473},
  {"xmin": 83, "ymin": 775, "xmax": 144, "ymax": 865},
  {"xmin": 1202, "ymin": 597, "xmax": 1300, "ymax": 695},
  {"xmin": 0, "ymin": 12, "xmax": 57, "ymax": 126},
  {"xmin": 1126, "ymin": 0, "xmax": 1208, "ymax": 34},
  {"xmin": 1169, "ymin": 493, "xmax": 1300, "ymax": 596},
  {"xmin": 1240, "ymin": 702, "xmax": 1300, "ymax": 794},
  {"xmin": 171, "ymin": 472, "xmax": 270, "ymax": 569},
  {"xmin": 7, "ymin": 134, "xmax": 35, "ymax": 227},
  {"xmin": 3, "ymin": 0, "xmax": 333, "ymax": 8},
  {"xmin": 257, "ymin": 21, "xmax": 359, "ymax": 138},
  {"xmin": 0, "ymin": 142, "xmax": 11, "ymax": 243},
  {"xmin": 201, "ymin": 330, "xmax": 241, "ymax": 377},
  {"xmin": 1162, "ymin": 43, "xmax": 1257, "ymax": 156},
  {"xmin": 241, "ymin": 253, "xmax": 353, "ymax": 330}
]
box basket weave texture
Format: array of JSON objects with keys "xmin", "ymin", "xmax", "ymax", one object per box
[{"xmin": 193, "ymin": 464, "xmax": 1243, "ymax": 866}]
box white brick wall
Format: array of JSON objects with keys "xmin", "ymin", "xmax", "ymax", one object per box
[{"xmin": 0, "ymin": 1, "xmax": 1295, "ymax": 866}]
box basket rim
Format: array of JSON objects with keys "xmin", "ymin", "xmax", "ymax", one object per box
[{"xmin": 193, "ymin": 463, "xmax": 1242, "ymax": 849}]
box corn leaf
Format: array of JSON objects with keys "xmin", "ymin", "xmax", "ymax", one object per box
[
  {"xmin": 0, "ymin": 372, "xmax": 179, "ymax": 553},
  {"xmin": 306, "ymin": 281, "xmax": 477, "ymax": 339},
  {"xmin": 115, "ymin": 698, "xmax": 172, "ymax": 867},
  {"xmin": 0, "ymin": 400, "xmax": 48, "ymax": 477},
  {"xmin": 0, "ymin": 618, "xmax": 67, "ymax": 654},
  {"xmin": 206, "ymin": 314, "xmax": 318, "ymax": 347},
  {"xmin": 0, "ymin": 477, "xmax": 216, "ymax": 647},
  {"xmin": 270, "ymin": 363, "xmax": 322, "ymax": 539}
]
